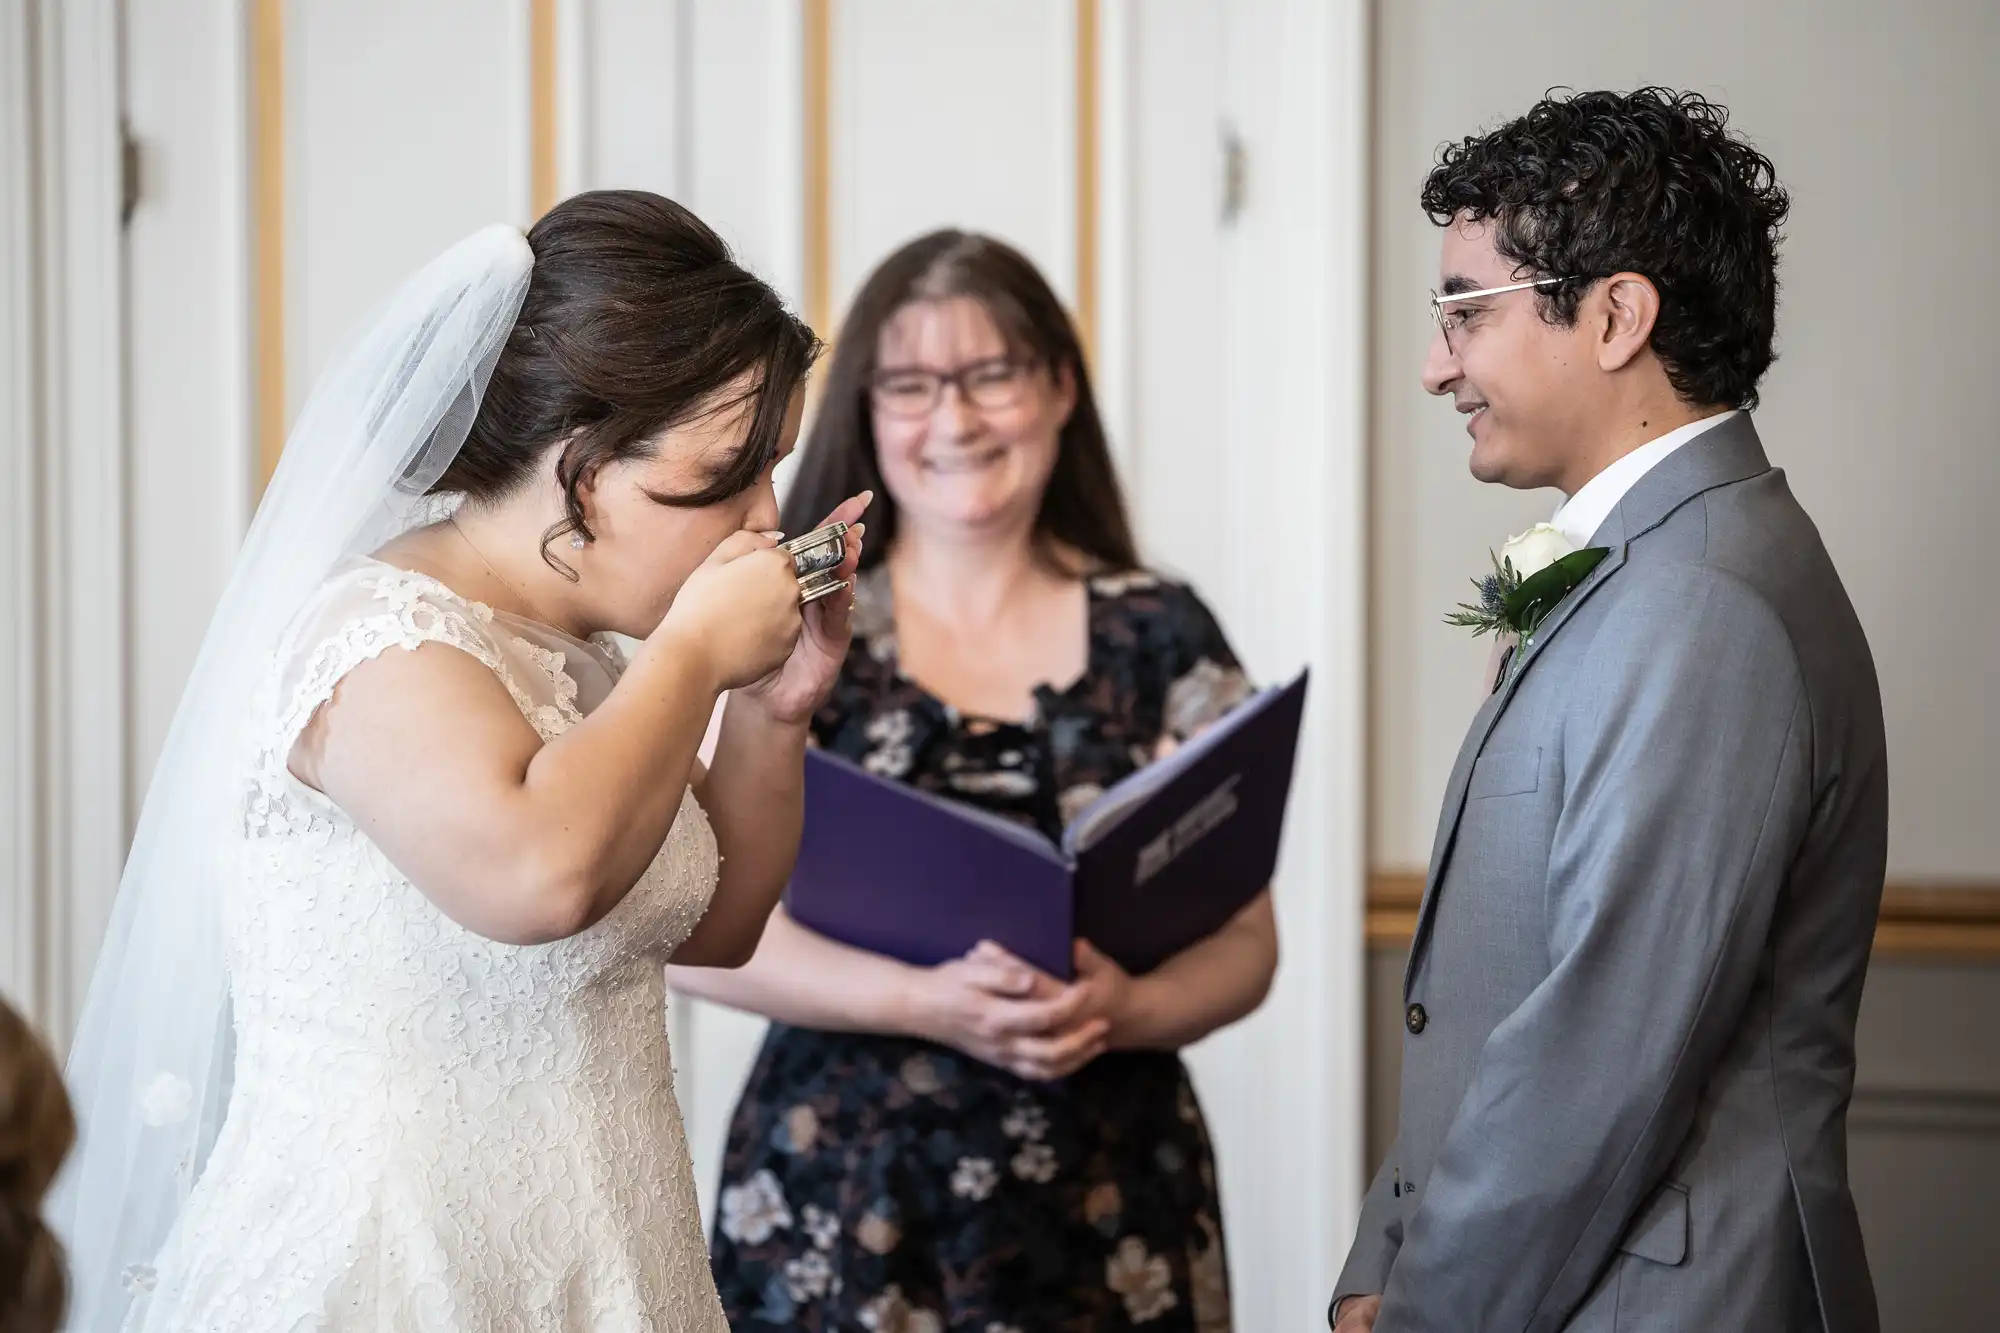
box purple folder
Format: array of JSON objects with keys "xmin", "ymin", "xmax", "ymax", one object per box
[{"xmin": 786, "ymin": 669, "xmax": 1308, "ymax": 980}]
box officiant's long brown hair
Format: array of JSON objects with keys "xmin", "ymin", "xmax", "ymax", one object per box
[{"xmin": 780, "ymin": 230, "xmax": 1138, "ymax": 575}]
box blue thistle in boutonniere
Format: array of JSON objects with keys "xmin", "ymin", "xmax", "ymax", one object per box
[{"xmin": 1447, "ymin": 523, "xmax": 1609, "ymax": 686}]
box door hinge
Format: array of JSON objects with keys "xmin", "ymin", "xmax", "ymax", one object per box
[
  {"xmin": 1220, "ymin": 123, "xmax": 1247, "ymax": 225},
  {"xmin": 120, "ymin": 120, "xmax": 142, "ymax": 227}
]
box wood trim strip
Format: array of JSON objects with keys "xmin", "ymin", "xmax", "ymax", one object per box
[
  {"xmin": 1849, "ymin": 1087, "xmax": 2000, "ymax": 1136},
  {"xmin": 801, "ymin": 0, "xmax": 832, "ymax": 339},
  {"xmin": 1366, "ymin": 871, "xmax": 2000, "ymax": 959},
  {"xmin": 1365, "ymin": 871, "xmax": 1424, "ymax": 947},
  {"xmin": 1073, "ymin": 0, "xmax": 1098, "ymax": 366},
  {"xmin": 1872, "ymin": 911, "xmax": 2000, "ymax": 960},
  {"xmin": 529, "ymin": 0, "xmax": 559, "ymax": 220},
  {"xmin": 250, "ymin": 0, "xmax": 285, "ymax": 496}
]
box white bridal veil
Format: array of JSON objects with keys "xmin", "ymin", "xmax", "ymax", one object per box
[{"xmin": 48, "ymin": 224, "xmax": 534, "ymax": 1330}]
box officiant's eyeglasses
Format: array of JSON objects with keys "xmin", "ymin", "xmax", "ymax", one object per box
[
  {"xmin": 870, "ymin": 356, "xmax": 1037, "ymax": 420},
  {"xmin": 1429, "ymin": 277, "xmax": 1575, "ymax": 354}
]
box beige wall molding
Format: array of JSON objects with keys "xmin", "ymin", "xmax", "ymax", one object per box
[
  {"xmin": 250, "ymin": 0, "xmax": 284, "ymax": 495},
  {"xmin": 1071, "ymin": 0, "xmax": 1097, "ymax": 365},
  {"xmin": 530, "ymin": 0, "xmax": 559, "ymax": 220},
  {"xmin": 1367, "ymin": 870, "xmax": 2000, "ymax": 960},
  {"xmin": 801, "ymin": 0, "xmax": 831, "ymax": 339}
]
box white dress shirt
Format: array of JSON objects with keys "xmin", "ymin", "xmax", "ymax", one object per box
[{"xmin": 1550, "ymin": 410, "xmax": 1741, "ymax": 548}]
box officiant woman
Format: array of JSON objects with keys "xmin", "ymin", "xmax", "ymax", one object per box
[{"xmin": 667, "ymin": 230, "xmax": 1276, "ymax": 1331}]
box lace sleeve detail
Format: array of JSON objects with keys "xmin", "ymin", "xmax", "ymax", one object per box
[{"xmin": 246, "ymin": 565, "xmax": 515, "ymax": 838}]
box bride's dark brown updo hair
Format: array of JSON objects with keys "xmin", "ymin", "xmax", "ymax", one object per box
[
  {"xmin": 0, "ymin": 1000, "xmax": 75, "ymax": 1333},
  {"xmin": 433, "ymin": 190, "xmax": 821, "ymax": 575}
]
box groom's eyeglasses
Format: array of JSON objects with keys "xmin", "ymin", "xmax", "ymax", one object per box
[{"xmin": 1429, "ymin": 277, "xmax": 1575, "ymax": 355}]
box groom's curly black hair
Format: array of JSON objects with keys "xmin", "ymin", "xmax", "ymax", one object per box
[{"xmin": 1422, "ymin": 87, "xmax": 1791, "ymax": 410}]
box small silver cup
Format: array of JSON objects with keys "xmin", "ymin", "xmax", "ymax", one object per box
[{"xmin": 779, "ymin": 522, "xmax": 851, "ymax": 605}]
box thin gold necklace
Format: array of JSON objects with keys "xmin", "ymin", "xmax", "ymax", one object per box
[{"xmin": 448, "ymin": 517, "xmax": 560, "ymax": 629}]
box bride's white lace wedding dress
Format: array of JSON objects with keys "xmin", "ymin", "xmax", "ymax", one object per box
[{"xmin": 126, "ymin": 559, "xmax": 727, "ymax": 1332}]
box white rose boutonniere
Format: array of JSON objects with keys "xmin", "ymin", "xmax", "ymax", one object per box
[
  {"xmin": 1498, "ymin": 523, "xmax": 1573, "ymax": 580},
  {"xmin": 1447, "ymin": 523, "xmax": 1611, "ymax": 687}
]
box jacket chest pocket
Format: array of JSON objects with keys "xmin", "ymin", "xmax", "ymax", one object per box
[
  {"xmin": 1619, "ymin": 1182, "xmax": 1689, "ymax": 1265},
  {"xmin": 1468, "ymin": 746, "xmax": 1541, "ymax": 799}
]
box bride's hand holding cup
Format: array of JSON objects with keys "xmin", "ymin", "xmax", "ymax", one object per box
[
  {"xmin": 735, "ymin": 491, "xmax": 871, "ymax": 725},
  {"xmin": 656, "ymin": 529, "xmax": 808, "ymax": 695}
]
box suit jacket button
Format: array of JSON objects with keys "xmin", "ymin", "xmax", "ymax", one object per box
[{"xmin": 1406, "ymin": 1003, "xmax": 1428, "ymax": 1035}]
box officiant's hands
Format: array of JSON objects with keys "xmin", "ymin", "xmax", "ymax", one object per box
[
  {"xmin": 910, "ymin": 941, "xmax": 1111, "ymax": 1082},
  {"xmin": 733, "ymin": 492, "xmax": 872, "ymax": 726},
  {"xmin": 1056, "ymin": 938, "xmax": 1138, "ymax": 1044}
]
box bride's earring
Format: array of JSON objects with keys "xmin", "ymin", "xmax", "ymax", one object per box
[{"xmin": 570, "ymin": 534, "xmax": 587, "ymax": 550}]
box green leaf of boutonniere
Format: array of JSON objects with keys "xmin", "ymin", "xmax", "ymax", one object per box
[{"xmin": 1501, "ymin": 547, "xmax": 1610, "ymax": 638}]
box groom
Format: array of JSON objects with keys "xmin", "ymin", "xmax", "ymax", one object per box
[{"xmin": 1332, "ymin": 89, "xmax": 1886, "ymax": 1332}]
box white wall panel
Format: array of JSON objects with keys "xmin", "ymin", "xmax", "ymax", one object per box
[
  {"xmin": 1125, "ymin": 0, "xmax": 1226, "ymax": 584},
  {"xmin": 685, "ymin": 0, "xmax": 804, "ymax": 301},
  {"xmin": 286, "ymin": 0, "xmax": 533, "ymax": 418},
  {"xmin": 571, "ymin": 0, "xmax": 686, "ymax": 196},
  {"xmin": 42, "ymin": 0, "xmax": 128, "ymax": 1046},
  {"xmin": 1119, "ymin": 1, "xmax": 1371, "ymax": 1320},
  {"xmin": 0, "ymin": 0, "xmax": 42, "ymax": 1023},
  {"xmin": 124, "ymin": 0, "xmax": 253, "ymax": 824},
  {"xmin": 830, "ymin": 0, "xmax": 1076, "ymax": 322},
  {"xmin": 0, "ymin": 0, "xmax": 126, "ymax": 1042}
]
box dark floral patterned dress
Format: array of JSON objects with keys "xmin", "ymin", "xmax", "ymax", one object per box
[{"xmin": 710, "ymin": 566, "xmax": 1256, "ymax": 1333}]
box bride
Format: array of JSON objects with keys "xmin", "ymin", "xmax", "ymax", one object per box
[{"xmin": 49, "ymin": 191, "xmax": 865, "ymax": 1331}]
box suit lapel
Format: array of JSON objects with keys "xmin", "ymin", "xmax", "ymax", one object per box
[
  {"xmin": 1402, "ymin": 545, "xmax": 1627, "ymax": 993},
  {"xmin": 1402, "ymin": 415, "xmax": 1775, "ymax": 997}
]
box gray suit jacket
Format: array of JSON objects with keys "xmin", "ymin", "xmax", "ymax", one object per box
[{"xmin": 1335, "ymin": 416, "xmax": 1887, "ymax": 1332}]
